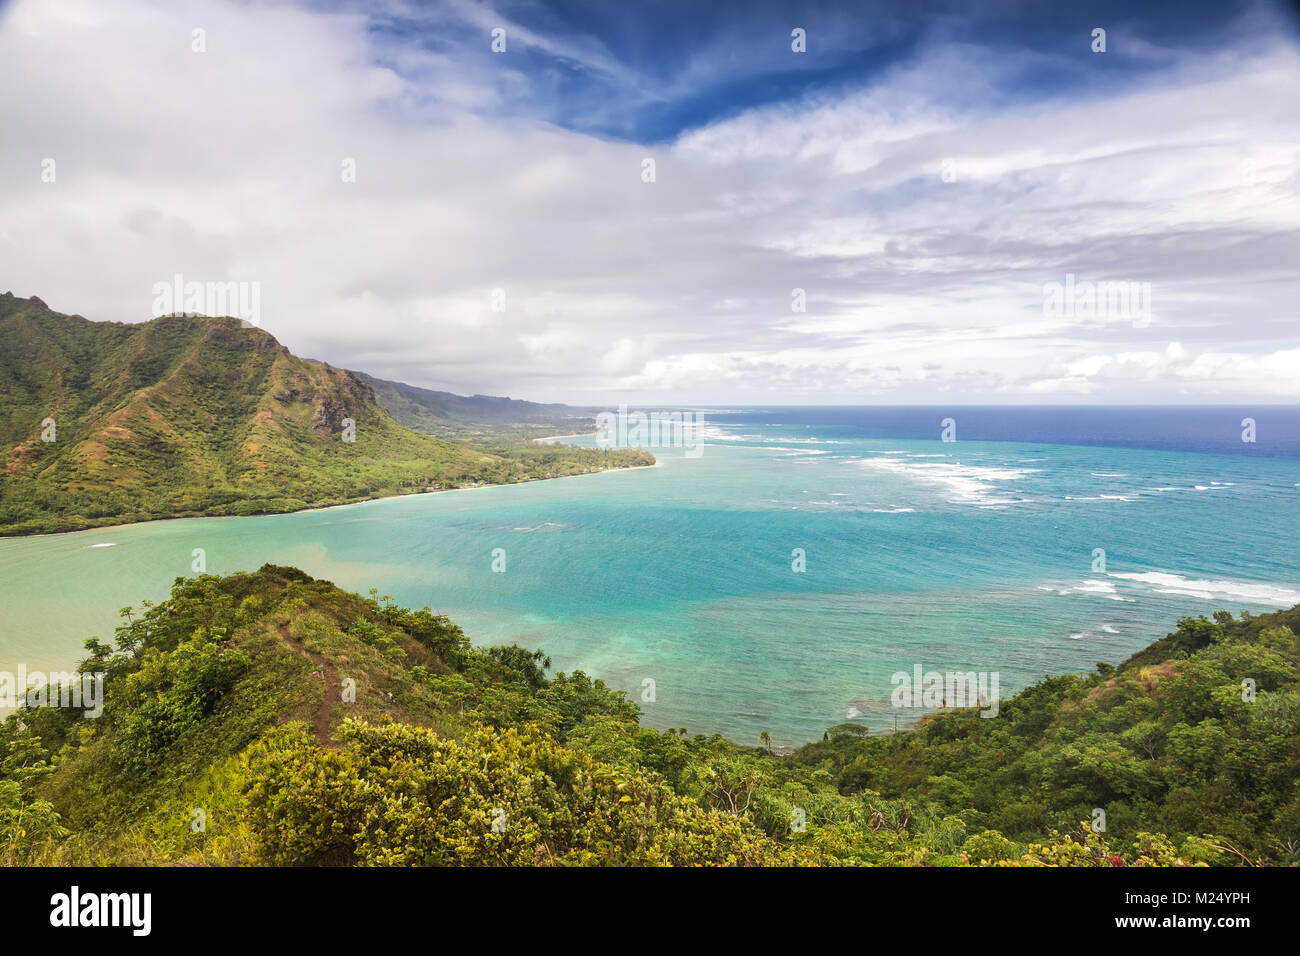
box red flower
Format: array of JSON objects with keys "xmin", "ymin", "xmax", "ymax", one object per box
[{"xmin": 1109, "ymin": 855, "xmax": 1124, "ymax": 866}]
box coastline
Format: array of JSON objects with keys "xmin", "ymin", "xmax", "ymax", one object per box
[
  {"xmin": 529, "ymin": 430, "xmax": 597, "ymax": 444},
  {"xmin": 0, "ymin": 456, "xmax": 659, "ymax": 541}
]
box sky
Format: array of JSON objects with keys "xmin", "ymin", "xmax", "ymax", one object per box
[{"xmin": 0, "ymin": 0, "xmax": 1298, "ymax": 404}]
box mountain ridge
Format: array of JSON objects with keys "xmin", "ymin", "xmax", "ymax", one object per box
[
  {"xmin": 0, "ymin": 294, "xmax": 648, "ymax": 535},
  {"xmin": 5, "ymin": 563, "xmax": 1295, "ymax": 865}
]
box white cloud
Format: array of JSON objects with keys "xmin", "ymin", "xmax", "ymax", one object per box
[{"xmin": 0, "ymin": 0, "xmax": 1297, "ymax": 404}]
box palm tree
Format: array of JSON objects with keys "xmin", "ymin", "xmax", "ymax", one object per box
[{"xmin": 759, "ymin": 731, "xmax": 772, "ymax": 752}]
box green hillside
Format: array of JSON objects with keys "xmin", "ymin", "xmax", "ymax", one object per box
[
  {"xmin": 357, "ymin": 370, "xmax": 658, "ymax": 474},
  {"xmin": 3, "ymin": 565, "xmax": 1295, "ymax": 866},
  {"xmin": 356, "ymin": 371, "xmax": 589, "ymax": 436},
  {"xmin": 0, "ymin": 294, "xmax": 649, "ymax": 535}
]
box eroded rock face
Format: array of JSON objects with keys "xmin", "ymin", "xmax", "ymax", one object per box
[{"xmin": 311, "ymin": 397, "xmax": 349, "ymax": 435}]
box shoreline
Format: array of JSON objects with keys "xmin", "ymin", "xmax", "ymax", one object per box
[
  {"xmin": 0, "ymin": 457, "xmax": 660, "ymax": 542},
  {"xmin": 529, "ymin": 430, "xmax": 597, "ymax": 444}
]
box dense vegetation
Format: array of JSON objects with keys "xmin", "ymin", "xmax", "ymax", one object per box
[
  {"xmin": 356, "ymin": 371, "xmax": 591, "ymax": 439},
  {"xmin": 787, "ymin": 607, "xmax": 1300, "ymax": 864},
  {"xmin": 3, "ymin": 565, "xmax": 1295, "ymax": 866},
  {"xmin": 358, "ymin": 371, "xmax": 658, "ymax": 487},
  {"xmin": 0, "ymin": 294, "xmax": 650, "ymax": 535}
]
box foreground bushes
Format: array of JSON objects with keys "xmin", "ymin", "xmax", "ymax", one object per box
[
  {"xmin": 245, "ymin": 719, "xmax": 794, "ymax": 866},
  {"xmin": 1, "ymin": 566, "xmax": 1295, "ymax": 866}
]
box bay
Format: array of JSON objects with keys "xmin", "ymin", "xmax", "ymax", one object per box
[{"xmin": 1, "ymin": 405, "xmax": 1296, "ymax": 746}]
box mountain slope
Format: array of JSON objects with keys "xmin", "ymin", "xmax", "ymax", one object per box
[
  {"xmin": 0, "ymin": 294, "xmax": 645, "ymax": 535},
  {"xmin": 355, "ymin": 371, "xmax": 587, "ymax": 434},
  {"xmin": 4, "ymin": 564, "xmax": 1294, "ymax": 866},
  {"xmin": 788, "ymin": 605, "xmax": 1300, "ymax": 863},
  {"xmin": 6, "ymin": 565, "xmax": 790, "ymax": 866}
]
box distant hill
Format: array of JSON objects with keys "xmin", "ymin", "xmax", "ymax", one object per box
[
  {"xmin": 355, "ymin": 371, "xmax": 591, "ymax": 432},
  {"xmin": 0, "ymin": 294, "xmax": 645, "ymax": 535}
]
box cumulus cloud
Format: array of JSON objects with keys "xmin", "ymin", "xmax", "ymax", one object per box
[{"xmin": 0, "ymin": 0, "xmax": 1297, "ymax": 403}]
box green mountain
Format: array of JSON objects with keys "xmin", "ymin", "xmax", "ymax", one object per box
[
  {"xmin": 0, "ymin": 294, "xmax": 649, "ymax": 535},
  {"xmin": 356, "ymin": 371, "xmax": 588, "ymax": 434},
  {"xmin": 3, "ymin": 564, "xmax": 1296, "ymax": 866}
]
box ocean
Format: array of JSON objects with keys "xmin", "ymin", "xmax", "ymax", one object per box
[{"xmin": 1, "ymin": 405, "xmax": 1297, "ymax": 746}]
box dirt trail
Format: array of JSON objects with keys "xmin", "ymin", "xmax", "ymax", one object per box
[{"xmin": 279, "ymin": 622, "xmax": 341, "ymax": 747}]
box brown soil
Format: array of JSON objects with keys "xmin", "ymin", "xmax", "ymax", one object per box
[{"xmin": 280, "ymin": 622, "xmax": 341, "ymax": 748}]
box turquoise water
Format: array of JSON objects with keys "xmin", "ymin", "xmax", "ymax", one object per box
[{"xmin": 1, "ymin": 409, "xmax": 1297, "ymax": 746}]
